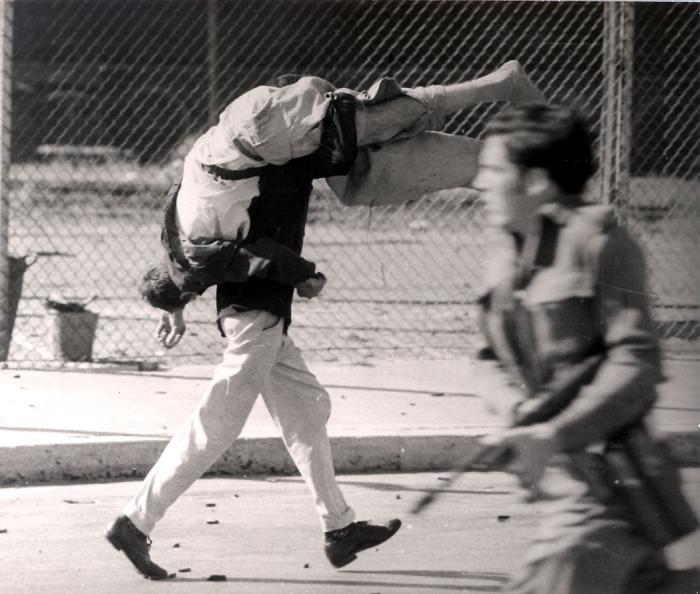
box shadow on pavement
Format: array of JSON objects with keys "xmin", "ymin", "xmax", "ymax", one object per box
[
  {"xmin": 343, "ymin": 569, "xmax": 508, "ymax": 582},
  {"xmin": 0, "ymin": 425, "xmax": 169, "ymax": 439},
  {"xmin": 282, "ymin": 477, "xmax": 513, "ymax": 496},
  {"xmin": 169, "ymin": 574, "xmax": 506, "ymax": 591}
]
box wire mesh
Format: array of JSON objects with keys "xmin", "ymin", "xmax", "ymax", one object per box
[
  {"xmin": 622, "ymin": 3, "xmax": 700, "ymax": 351},
  {"xmin": 4, "ymin": 0, "xmax": 698, "ymax": 366}
]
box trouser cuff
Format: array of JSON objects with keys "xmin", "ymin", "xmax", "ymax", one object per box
[
  {"xmin": 122, "ymin": 503, "xmax": 155, "ymax": 536},
  {"xmin": 403, "ymin": 84, "xmax": 447, "ymax": 131},
  {"xmin": 322, "ymin": 506, "xmax": 356, "ymax": 533}
]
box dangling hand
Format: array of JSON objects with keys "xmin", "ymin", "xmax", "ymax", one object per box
[
  {"xmin": 296, "ymin": 272, "xmax": 327, "ymax": 299},
  {"xmin": 156, "ymin": 307, "xmax": 187, "ymax": 348}
]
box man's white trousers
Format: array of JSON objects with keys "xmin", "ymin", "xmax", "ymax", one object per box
[{"xmin": 124, "ymin": 310, "xmax": 355, "ymax": 534}]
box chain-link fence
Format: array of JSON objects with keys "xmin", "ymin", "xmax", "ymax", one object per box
[{"xmin": 1, "ymin": 0, "xmax": 697, "ymax": 367}]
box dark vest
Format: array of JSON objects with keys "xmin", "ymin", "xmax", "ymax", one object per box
[
  {"xmin": 216, "ymin": 91, "xmax": 358, "ymax": 330},
  {"xmin": 216, "ymin": 163, "xmax": 313, "ymax": 327}
]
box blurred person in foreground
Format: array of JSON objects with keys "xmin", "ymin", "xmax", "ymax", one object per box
[
  {"xmin": 472, "ymin": 103, "xmax": 698, "ymax": 594},
  {"xmin": 104, "ymin": 63, "xmax": 543, "ymax": 580}
]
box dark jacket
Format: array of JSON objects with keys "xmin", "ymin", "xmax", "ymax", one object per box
[
  {"xmin": 215, "ymin": 91, "xmax": 357, "ymax": 330},
  {"xmin": 161, "ymin": 181, "xmax": 317, "ymax": 295},
  {"xmin": 480, "ymin": 203, "xmax": 663, "ymax": 451},
  {"xmin": 215, "ymin": 164, "xmax": 315, "ymax": 329},
  {"xmin": 159, "ymin": 91, "xmax": 357, "ymax": 329}
]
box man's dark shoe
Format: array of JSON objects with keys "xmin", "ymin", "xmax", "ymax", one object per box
[
  {"xmin": 324, "ymin": 519, "xmax": 401, "ymax": 568},
  {"xmin": 105, "ymin": 515, "xmax": 171, "ymax": 580}
]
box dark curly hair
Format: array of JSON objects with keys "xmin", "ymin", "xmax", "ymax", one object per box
[
  {"xmin": 138, "ymin": 261, "xmax": 192, "ymax": 313},
  {"xmin": 483, "ymin": 103, "xmax": 597, "ymax": 195}
]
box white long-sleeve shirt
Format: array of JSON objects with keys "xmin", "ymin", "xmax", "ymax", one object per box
[
  {"xmin": 176, "ymin": 76, "xmax": 336, "ymax": 243},
  {"xmin": 176, "ymin": 74, "xmax": 447, "ymax": 243}
]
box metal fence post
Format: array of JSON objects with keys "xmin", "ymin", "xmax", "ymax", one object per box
[
  {"xmin": 0, "ymin": 0, "xmax": 13, "ymax": 362},
  {"xmin": 207, "ymin": 0, "xmax": 219, "ymax": 126},
  {"xmin": 600, "ymin": 2, "xmax": 634, "ymax": 215}
]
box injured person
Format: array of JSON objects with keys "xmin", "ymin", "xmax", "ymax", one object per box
[{"xmin": 139, "ymin": 61, "xmax": 544, "ymax": 329}]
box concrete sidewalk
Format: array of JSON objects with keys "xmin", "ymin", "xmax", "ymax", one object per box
[{"xmin": 0, "ymin": 356, "xmax": 698, "ymax": 485}]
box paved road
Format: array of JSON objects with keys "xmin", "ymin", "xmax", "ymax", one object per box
[
  {"xmin": 2, "ymin": 358, "xmax": 698, "ymax": 485},
  {"xmin": 1, "ymin": 472, "xmax": 698, "ymax": 593}
]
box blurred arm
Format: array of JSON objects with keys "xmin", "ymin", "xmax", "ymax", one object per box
[{"xmin": 548, "ymin": 227, "xmax": 662, "ymax": 450}]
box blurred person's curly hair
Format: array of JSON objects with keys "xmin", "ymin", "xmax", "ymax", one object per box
[
  {"xmin": 484, "ymin": 103, "xmax": 597, "ymax": 195},
  {"xmin": 138, "ymin": 261, "xmax": 191, "ymax": 313}
]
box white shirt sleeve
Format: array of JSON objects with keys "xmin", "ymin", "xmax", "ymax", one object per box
[{"xmin": 176, "ymin": 152, "xmax": 256, "ymax": 242}]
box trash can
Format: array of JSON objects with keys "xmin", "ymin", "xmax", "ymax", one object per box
[
  {"xmin": 45, "ymin": 298, "xmax": 99, "ymax": 362},
  {"xmin": 49, "ymin": 310, "xmax": 99, "ymax": 362}
]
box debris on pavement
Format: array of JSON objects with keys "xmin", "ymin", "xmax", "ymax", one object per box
[{"xmin": 137, "ymin": 361, "xmax": 159, "ymax": 372}]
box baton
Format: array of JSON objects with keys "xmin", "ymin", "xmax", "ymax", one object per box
[
  {"xmin": 409, "ymin": 444, "xmax": 514, "ymax": 515},
  {"xmin": 410, "ymin": 353, "xmax": 604, "ymax": 515}
]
